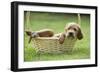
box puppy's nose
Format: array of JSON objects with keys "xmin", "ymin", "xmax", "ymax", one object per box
[{"xmin": 69, "ymin": 32, "xmax": 73, "ymax": 35}]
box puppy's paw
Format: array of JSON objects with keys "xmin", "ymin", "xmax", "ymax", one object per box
[{"xmin": 31, "ymin": 32, "xmax": 39, "ymax": 38}]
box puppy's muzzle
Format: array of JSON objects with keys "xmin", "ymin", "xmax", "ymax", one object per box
[
  {"xmin": 67, "ymin": 32, "xmax": 75, "ymax": 39},
  {"xmin": 69, "ymin": 32, "xmax": 73, "ymax": 36}
]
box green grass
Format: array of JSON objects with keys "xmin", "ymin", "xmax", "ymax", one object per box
[{"xmin": 24, "ymin": 12, "xmax": 90, "ymax": 62}]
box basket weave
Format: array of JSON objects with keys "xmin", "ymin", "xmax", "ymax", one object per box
[{"xmin": 32, "ymin": 37, "xmax": 77, "ymax": 54}]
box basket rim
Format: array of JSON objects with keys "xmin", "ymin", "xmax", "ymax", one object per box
[
  {"xmin": 33, "ymin": 37, "xmax": 59, "ymax": 40},
  {"xmin": 32, "ymin": 37, "xmax": 77, "ymax": 40}
]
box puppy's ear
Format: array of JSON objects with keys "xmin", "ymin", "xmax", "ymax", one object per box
[
  {"xmin": 59, "ymin": 33, "xmax": 66, "ymax": 44},
  {"xmin": 77, "ymin": 27, "xmax": 83, "ymax": 40}
]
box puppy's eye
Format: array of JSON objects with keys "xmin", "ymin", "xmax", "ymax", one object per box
[
  {"xmin": 68, "ymin": 28, "xmax": 70, "ymax": 30},
  {"xmin": 73, "ymin": 28, "xmax": 77, "ymax": 31}
]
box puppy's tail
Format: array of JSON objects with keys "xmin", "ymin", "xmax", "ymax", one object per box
[{"xmin": 78, "ymin": 14, "xmax": 81, "ymax": 25}]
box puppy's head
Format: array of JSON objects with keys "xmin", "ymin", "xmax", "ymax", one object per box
[{"xmin": 65, "ymin": 23, "xmax": 83, "ymax": 40}]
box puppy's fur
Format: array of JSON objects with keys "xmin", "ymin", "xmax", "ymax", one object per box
[
  {"xmin": 25, "ymin": 29, "xmax": 54, "ymax": 43},
  {"xmin": 58, "ymin": 23, "xmax": 83, "ymax": 44}
]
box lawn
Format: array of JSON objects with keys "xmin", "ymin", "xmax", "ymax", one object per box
[{"xmin": 24, "ymin": 12, "xmax": 90, "ymax": 62}]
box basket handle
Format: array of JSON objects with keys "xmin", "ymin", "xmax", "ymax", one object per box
[{"xmin": 78, "ymin": 13, "xmax": 81, "ymax": 26}]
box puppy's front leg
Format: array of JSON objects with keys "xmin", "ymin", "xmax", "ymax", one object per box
[{"xmin": 59, "ymin": 33, "xmax": 66, "ymax": 44}]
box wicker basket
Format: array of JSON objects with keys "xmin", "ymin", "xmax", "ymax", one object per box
[{"xmin": 32, "ymin": 37, "xmax": 77, "ymax": 54}]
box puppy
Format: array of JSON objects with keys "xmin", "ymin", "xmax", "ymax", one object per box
[
  {"xmin": 58, "ymin": 22, "xmax": 83, "ymax": 44},
  {"xmin": 25, "ymin": 29, "xmax": 54, "ymax": 43}
]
